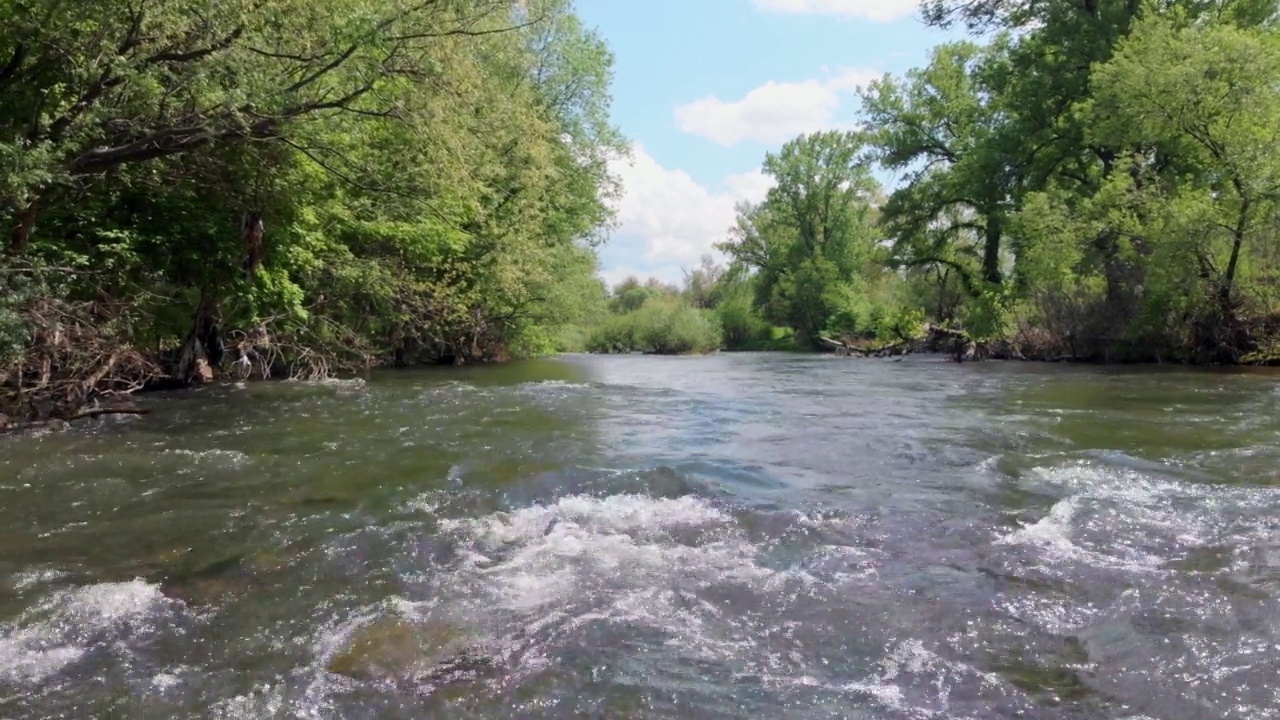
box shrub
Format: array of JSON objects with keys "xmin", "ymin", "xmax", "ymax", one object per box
[
  {"xmin": 715, "ymin": 292, "xmax": 773, "ymax": 349},
  {"xmin": 587, "ymin": 296, "xmax": 722, "ymax": 355}
]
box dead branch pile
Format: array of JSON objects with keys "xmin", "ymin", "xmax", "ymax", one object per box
[{"xmin": 0, "ymin": 296, "xmax": 163, "ymax": 422}]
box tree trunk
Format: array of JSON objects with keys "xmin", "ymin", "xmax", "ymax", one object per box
[
  {"xmin": 1221, "ymin": 196, "xmax": 1250, "ymax": 303},
  {"xmin": 177, "ymin": 292, "xmax": 222, "ymax": 385},
  {"xmin": 241, "ymin": 211, "xmax": 264, "ymax": 280},
  {"xmin": 982, "ymin": 215, "xmax": 1002, "ymax": 285},
  {"xmin": 6, "ymin": 205, "xmax": 35, "ymax": 255}
]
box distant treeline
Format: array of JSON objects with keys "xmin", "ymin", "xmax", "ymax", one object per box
[{"xmin": 592, "ymin": 1, "xmax": 1280, "ymax": 364}]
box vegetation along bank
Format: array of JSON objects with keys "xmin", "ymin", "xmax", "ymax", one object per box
[
  {"xmin": 586, "ymin": 1, "xmax": 1280, "ymax": 367},
  {"xmin": 1, "ymin": 0, "xmax": 624, "ymax": 427},
  {"xmin": 4, "ymin": 0, "xmax": 1280, "ymax": 427}
]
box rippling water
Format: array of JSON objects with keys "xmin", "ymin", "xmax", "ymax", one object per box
[{"xmin": 2, "ymin": 353, "xmax": 1279, "ymax": 719}]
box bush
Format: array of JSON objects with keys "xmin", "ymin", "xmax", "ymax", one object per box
[
  {"xmin": 587, "ymin": 296, "xmax": 722, "ymax": 355},
  {"xmin": 871, "ymin": 306, "xmax": 926, "ymax": 343},
  {"xmin": 715, "ymin": 291, "xmax": 774, "ymax": 349},
  {"xmin": 585, "ymin": 313, "xmax": 640, "ymax": 354}
]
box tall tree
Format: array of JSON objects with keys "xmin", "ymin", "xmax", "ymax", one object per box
[
  {"xmin": 719, "ymin": 130, "xmax": 882, "ymax": 343},
  {"xmin": 862, "ymin": 41, "xmax": 1014, "ymax": 289},
  {"xmin": 1, "ymin": 0, "xmax": 629, "ymax": 418},
  {"xmin": 0, "ymin": 0, "xmax": 538, "ymax": 254},
  {"xmin": 1090, "ymin": 16, "xmax": 1280, "ymax": 304}
]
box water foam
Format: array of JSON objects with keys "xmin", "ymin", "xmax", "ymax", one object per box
[
  {"xmin": 748, "ymin": 637, "xmax": 1008, "ymax": 720},
  {"xmin": 8, "ymin": 567, "xmax": 70, "ymax": 592},
  {"xmin": 210, "ymin": 682, "xmax": 288, "ymax": 719},
  {"xmin": 163, "ymin": 448, "xmax": 251, "ymax": 466},
  {"xmin": 438, "ymin": 494, "xmax": 769, "ymax": 615},
  {"xmin": 403, "ymin": 492, "xmax": 846, "ymax": 691},
  {"xmin": 996, "ymin": 461, "xmax": 1279, "ymax": 574},
  {"xmin": 0, "ymin": 579, "xmax": 170, "ymax": 684},
  {"xmin": 988, "ymin": 458, "xmax": 1280, "ymax": 718},
  {"xmin": 519, "ymin": 380, "xmax": 591, "ymax": 390}
]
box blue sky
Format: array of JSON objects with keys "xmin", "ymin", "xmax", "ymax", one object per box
[{"xmin": 572, "ymin": 0, "xmax": 964, "ymax": 287}]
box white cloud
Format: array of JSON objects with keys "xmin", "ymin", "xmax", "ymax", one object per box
[
  {"xmin": 723, "ymin": 167, "xmax": 775, "ymax": 202},
  {"xmin": 600, "ymin": 144, "xmax": 774, "ymax": 282},
  {"xmin": 674, "ymin": 66, "xmax": 879, "ymax": 147},
  {"xmin": 752, "ymin": 0, "xmax": 920, "ymax": 22},
  {"xmin": 824, "ymin": 66, "xmax": 882, "ymax": 92},
  {"xmin": 675, "ymin": 80, "xmax": 836, "ymax": 147}
]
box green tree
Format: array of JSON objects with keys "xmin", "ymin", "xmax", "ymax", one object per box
[
  {"xmin": 1090, "ymin": 16, "xmax": 1280, "ymax": 305},
  {"xmin": 862, "ymin": 41, "xmax": 1015, "ymax": 289},
  {"xmin": 682, "ymin": 255, "xmax": 726, "ymax": 310},
  {"xmin": 0, "ymin": 0, "xmax": 629, "ymax": 419},
  {"xmin": 719, "ymin": 130, "xmax": 882, "ymax": 344}
]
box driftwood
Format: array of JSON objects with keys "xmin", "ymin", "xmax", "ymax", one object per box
[
  {"xmin": 818, "ymin": 336, "xmax": 846, "ymax": 350},
  {"xmin": 821, "ymin": 323, "xmax": 988, "ymax": 361},
  {"xmin": 68, "ymin": 405, "xmax": 152, "ymax": 421},
  {"xmin": 819, "ymin": 336, "xmax": 877, "ymax": 357},
  {"xmin": 924, "ymin": 324, "xmax": 966, "ymax": 340},
  {"xmin": 0, "ymin": 404, "xmax": 152, "ymax": 435}
]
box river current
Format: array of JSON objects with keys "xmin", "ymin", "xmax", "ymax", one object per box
[{"xmin": 2, "ymin": 353, "xmax": 1279, "ymax": 719}]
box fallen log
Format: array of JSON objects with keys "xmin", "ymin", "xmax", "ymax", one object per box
[
  {"xmin": 922, "ymin": 323, "xmax": 967, "ymax": 339},
  {"xmin": 871, "ymin": 341, "xmax": 910, "ymax": 357},
  {"xmin": 68, "ymin": 405, "xmax": 152, "ymax": 421}
]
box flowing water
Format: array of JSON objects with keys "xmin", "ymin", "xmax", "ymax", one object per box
[{"xmin": 2, "ymin": 353, "xmax": 1280, "ymax": 719}]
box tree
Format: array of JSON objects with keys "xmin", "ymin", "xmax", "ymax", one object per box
[
  {"xmin": 682, "ymin": 255, "xmax": 725, "ymax": 309},
  {"xmin": 0, "ymin": 0, "xmax": 630, "ymax": 418},
  {"xmin": 862, "ymin": 41, "xmax": 1015, "ymax": 289},
  {"xmin": 0, "ymin": 0, "xmax": 543, "ymax": 254},
  {"xmin": 719, "ymin": 130, "xmax": 882, "ymax": 343},
  {"xmin": 1090, "ymin": 16, "xmax": 1280, "ymax": 305},
  {"xmin": 762, "ymin": 130, "xmax": 879, "ymax": 272}
]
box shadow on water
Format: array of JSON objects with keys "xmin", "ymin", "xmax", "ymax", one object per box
[{"xmin": 2, "ymin": 353, "xmax": 1280, "ymax": 719}]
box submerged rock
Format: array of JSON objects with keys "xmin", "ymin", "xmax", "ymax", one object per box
[
  {"xmin": 327, "ymin": 616, "xmax": 498, "ymax": 688},
  {"xmin": 142, "ymin": 539, "xmax": 303, "ymax": 606},
  {"xmin": 153, "ymin": 553, "xmax": 254, "ymax": 606}
]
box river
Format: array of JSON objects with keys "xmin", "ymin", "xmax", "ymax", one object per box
[{"xmin": 1, "ymin": 353, "xmax": 1278, "ymax": 719}]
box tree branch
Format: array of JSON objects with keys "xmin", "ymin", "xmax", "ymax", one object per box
[
  {"xmin": 389, "ymin": 15, "xmax": 546, "ymax": 41},
  {"xmin": 145, "ymin": 26, "xmax": 245, "ymax": 64},
  {"xmin": 284, "ymin": 44, "xmax": 361, "ymax": 94}
]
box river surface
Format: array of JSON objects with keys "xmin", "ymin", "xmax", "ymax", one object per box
[{"xmin": 2, "ymin": 353, "xmax": 1279, "ymax": 719}]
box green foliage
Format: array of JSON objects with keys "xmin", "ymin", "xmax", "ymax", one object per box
[
  {"xmin": 586, "ymin": 295, "xmax": 722, "ymax": 355},
  {"xmin": 719, "ymin": 131, "xmax": 886, "ymax": 347},
  {"xmin": 0, "ymin": 0, "xmax": 635, "ymax": 422},
  {"xmin": 1090, "ymin": 15, "xmax": 1280, "ymax": 305},
  {"xmin": 862, "ymin": 40, "xmax": 1014, "ymax": 289},
  {"xmin": 848, "ymin": 0, "xmax": 1280, "ymax": 361},
  {"xmin": 0, "ymin": 269, "xmax": 37, "ymax": 368},
  {"xmin": 957, "ymin": 285, "xmax": 1016, "ymax": 343},
  {"xmin": 0, "ymin": 0, "xmax": 628, "ymax": 411},
  {"xmin": 714, "ymin": 288, "xmax": 774, "ymax": 349},
  {"xmin": 694, "ymin": 0, "xmax": 1280, "ymax": 363},
  {"xmin": 611, "ymin": 280, "xmax": 666, "ymax": 314}
]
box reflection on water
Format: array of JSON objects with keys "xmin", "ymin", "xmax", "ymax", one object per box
[{"xmin": 2, "ymin": 354, "xmax": 1279, "ymax": 718}]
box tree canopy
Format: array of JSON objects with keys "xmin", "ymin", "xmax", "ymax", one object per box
[
  {"xmin": 1, "ymin": 0, "xmax": 625, "ymax": 420},
  {"xmin": 696, "ymin": 0, "xmax": 1280, "ymax": 362}
]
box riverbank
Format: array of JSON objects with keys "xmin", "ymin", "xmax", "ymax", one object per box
[
  {"xmin": 12, "ymin": 307, "xmax": 1280, "ymax": 438},
  {"xmin": 818, "ymin": 320, "xmax": 1280, "ymax": 367},
  {"xmin": 0, "ymin": 0, "xmax": 623, "ymax": 436}
]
